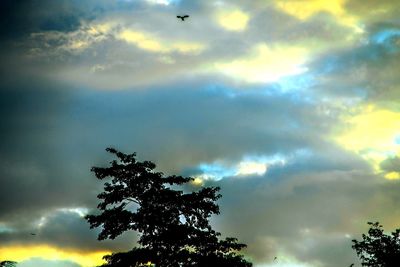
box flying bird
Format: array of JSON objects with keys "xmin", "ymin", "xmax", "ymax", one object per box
[
  {"xmin": 273, "ymin": 257, "xmax": 277, "ymax": 261},
  {"xmin": 30, "ymin": 233, "xmax": 36, "ymax": 236},
  {"xmin": 177, "ymin": 15, "xmax": 189, "ymax": 21}
]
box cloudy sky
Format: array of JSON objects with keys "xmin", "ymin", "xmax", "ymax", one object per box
[{"xmin": 1, "ymin": 0, "xmax": 400, "ymax": 266}]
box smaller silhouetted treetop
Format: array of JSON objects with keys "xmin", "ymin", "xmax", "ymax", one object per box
[
  {"xmin": 0, "ymin": 261, "xmax": 17, "ymax": 267},
  {"xmin": 86, "ymin": 148, "xmax": 252, "ymax": 267},
  {"xmin": 352, "ymin": 221, "xmax": 400, "ymax": 267}
]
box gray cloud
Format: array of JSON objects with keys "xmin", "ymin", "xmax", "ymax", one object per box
[
  {"xmin": 17, "ymin": 258, "xmax": 81, "ymax": 267},
  {"xmin": 304, "ymin": 14, "xmax": 400, "ymax": 107},
  {"xmin": 0, "ymin": 85, "xmax": 101, "ymax": 223},
  {"xmin": 0, "ymin": 209, "xmax": 137, "ymax": 253},
  {"xmin": 212, "ymin": 154, "xmax": 400, "ymax": 266},
  {"xmin": 345, "ymin": 0, "xmax": 400, "ymax": 24},
  {"xmin": 0, "ymin": 0, "xmax": 98, "ymax": 40},
  {"xmin": 1, "ymin": 1, "xmax": 400, "ymax": 267},
  {"xmin": 380, "ymin": 156, "xmax": 400, "ymax": 173},
  {"xmin": 0, "ymin": 0, "xmax": 363, "ymax": 89}
]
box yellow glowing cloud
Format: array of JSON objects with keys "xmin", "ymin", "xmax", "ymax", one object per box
[
  {"xmin": 191, "ymin": 177, "xmax": 204, "ymax": 186},
  {"xmin": 87, "ymin": 22, "xmax": 115, "ymax": 36},
  {"xmin": 216, "ymin": 9, "xmax": 250, "ymax": 31},
  {"xmin": 334, "ymin": 105, "xmax": 400, "ymax": 179},
  {"xmin": 276, "ymin": 0, "xmax": 345, "ymax": 20},
  {"xmin": 52, "ymin": 22, "xmax": 115, "ymax": 53},
  {"xmin": 385, "ymin": 172, "xmax": 400, "ymax": 180},
  {"xmin": 275, "ymin": 0, "xmax": 362, "ymax": 32},
  {"xmin": 118, "ymin": 29, "xmax": 205, "ymax": 54},
  {"xmin": 171, "ymin": 42, "xmax": 205, "ymax": 54},
  {"xmin": 213, "ymin": 43, "xmax": 308, "ymax": 83},
  {"xmin": 118, "ymin": 30, "xmax": 164, "ymax": 52},
  {"xmin": 0, "ymin": 245, "xmax": 108, "ymax": 267},
  {"xmin": 67, "ymin": 40, "xmax": 90, "ymax": 50},
  {"xmin": 236, "ymin": 161, "xmax": 267, "ymax": 176}
]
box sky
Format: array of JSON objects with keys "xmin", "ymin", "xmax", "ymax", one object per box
[{"xmin": 0, "ymin": 0, "xmax": 400, "ymax": 266}]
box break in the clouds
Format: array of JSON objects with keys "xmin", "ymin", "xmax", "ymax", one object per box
[{"xmin": 1, "ymin": 0, "xmax": 400, "ymax": 267}]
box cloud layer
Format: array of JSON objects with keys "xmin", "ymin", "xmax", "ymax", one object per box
[{"xmin": 1, "ymin": 0, "xmax": 400, "ymax": 266}]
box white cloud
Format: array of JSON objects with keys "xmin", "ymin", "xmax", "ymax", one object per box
[
  {"xmin": 212, "ymin": 43, "xmax": 309, "ymax": 83},
  {"xmin": 194, "ymin": 154, "xmax": 287, "ymax": 181}
]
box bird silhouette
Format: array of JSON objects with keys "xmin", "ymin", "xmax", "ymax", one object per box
[
  {"xmin": 273, "ymin": 257, "xmax": 277, "ymax": 261},
  {"xmin": 30, "ymin": 233, "xmax": 36, "ymax": 236},
  {"xmin": 177, "ymin": 15, "xmax": 189, "ymax": 21}
]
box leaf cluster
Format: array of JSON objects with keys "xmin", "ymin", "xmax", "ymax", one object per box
[{"xmin": 352, "ymin": 222, "xmax": 400, "ymax": 267}]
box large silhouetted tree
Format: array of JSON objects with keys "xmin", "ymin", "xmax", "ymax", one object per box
[
  {"xmin": 86, "ymin": 148, "xmax": 252, "ymax": 267},
  {"xmin": 352, "ymin": 222, "xmax": 400, "ymax": 266}
]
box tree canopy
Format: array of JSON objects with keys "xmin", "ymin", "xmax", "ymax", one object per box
[
  {"xmin": 352, "ymin": 221, "xmax": 400, "ymax": 266},
  {"xmin": 86, "ymin": 148, "xmax": 252, "ymax": 267}
]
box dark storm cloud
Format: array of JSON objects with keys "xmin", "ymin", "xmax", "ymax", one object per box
[
  {"xmin": 0, "ymin": 61, "xmax": 343, "ymax": 256},
  {"xmin": 1, "ymin": 1, "xmax": 400, "ymax": 267},
  {"xmin": 0, "ymin": 85, "xmax": 100, "ymax": 223},
  {"xmin": 211, "ymin": 151, "xmax": 400, "ymax": 267},
  {"xmin": 307, "ymin": 22, "xmax": 400, "ymax": 104},
  {"xmin": 0, "ymin": 210, "xmax": 136, "ymax": 252},
  {"xmin": 0, "ymin": 0, "xmax": 156, "ymax": 40},
  {"xmin": 53, "ymin": 84, "xmax": 336, "ymax": 174},
  {"xmin": 0, "ymin": 0, "xmax": 89, "ymax": 40},
  {"xmin": 0, "ymin": 78, "xmax": 335, "ymax": 236},
  {"xmin": 0, "ymin": 0, "xmax": 217, "ymax": 89}
]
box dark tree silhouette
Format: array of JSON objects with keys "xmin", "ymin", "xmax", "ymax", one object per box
[
  {"xmin": 86, "ymin": 148, "xmax": 252, "ymax": 267},
  {"xmin": 0, "ymin": 261, "xmax": 17, "ymax": 267},
  {"xmin": 352, "ymin": 222, "xmax": 400, "ymax": 266}
]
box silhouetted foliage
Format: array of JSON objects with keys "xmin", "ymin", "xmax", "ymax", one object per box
[
  {"xmin": 86, "ymin": 148, "xmax": 252, "ymax": 267},
  {"xmin": 0, "ymin": 261, "xmax": 17, "ymax": 267},
  {"xmin": 352, "ymin": 222, "xmax": 400, "ymax": 266}
]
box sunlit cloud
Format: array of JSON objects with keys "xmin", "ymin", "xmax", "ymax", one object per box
[
  {"xmin": 385, "ymin": 172, "xmax": 400, "ymax": 180},
  {"xmin": 0, "ymin": 246, "xmax": 108, "ymax": 267},
  {"xmin": 215, "ymin": 8, "xmax": 250, "ymax": 32},
  {"xmin": 117, "ymin": 29, "xmax": 205, "ymax": 54},
  {"xmin": 276, "ymin": 0, "xmax": 344, "ymax": 20},
  {"xmin": 196, "ymin": 163, "xmax": 236, "ymax": 181},
  {"xmin": 213, "ymin": 43, "xmax": 309, "ymax": 83},
  {"xmin": 33, "ymin": 207, "xmax": 89, "ymax": 229},
  {"xmin": 36, "ymin": 216, "xmax": 48, "ymax": 228},
  {"xmin": 275, "ymin": 0, "xmax": 363, "ymax": 33},
  {"xmin": 237, "ymin": 161, "xmax": 267, "ymax": 176},
  {"xmin": 56, "ymin": 208, "xmax": 89, "ymax": 218},
  {"xmin": 30, "ymin": 20, "xmax": 205, "ymax": 58},
  {"xmin": 86, "ymin": 22, "xmax": 115, "ymax": 36},
  {"xmin": 29, "ymin": 22, "xmax": 114, "ymax": 56},
  {"xmin": 145, "ymin": 0, "xmax": 172, "ymax": 5},
  {"xmin": 194, "ymin": 154, "xmax": 287, "ymax": 181},
  {"xmin": 334, "ymin": 104, "xmax": 400, "ymax": 179}
]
